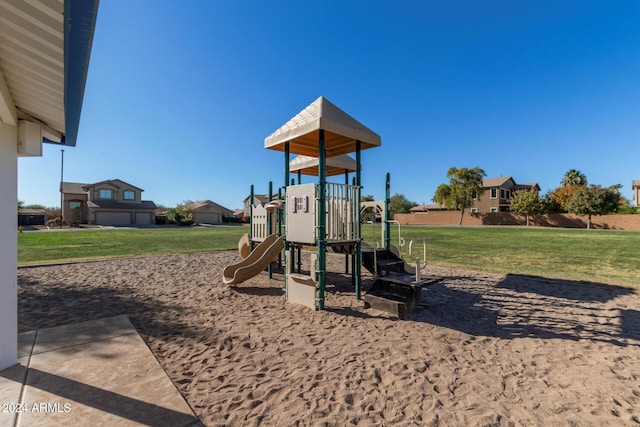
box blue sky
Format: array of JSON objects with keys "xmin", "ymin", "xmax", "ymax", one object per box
[{"xmin": 18, "ymin": 1, "xmax": 640, "ymax": 210}]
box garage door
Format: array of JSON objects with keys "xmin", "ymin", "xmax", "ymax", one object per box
[
  {"xmin": 95, "ymin": 212, "xmax": 131, "ymax": 225},
  {"xmin": 135, "ymin": 212, "xmax": 152, "ymax": 225},
  {"xmin": 195, "ymin": 212, "xmax": 220, "ymax": 224}
]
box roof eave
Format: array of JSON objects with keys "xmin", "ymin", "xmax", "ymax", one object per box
[{"xmin": 45, "ymin": 0, "xmax": 99, "ymax": 148}]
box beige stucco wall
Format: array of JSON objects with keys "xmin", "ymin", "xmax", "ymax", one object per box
[{"xmin": 395, "ymin": 212, "xmax": 640, "ymax": 230}]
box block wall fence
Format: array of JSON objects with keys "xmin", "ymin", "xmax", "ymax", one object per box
[{"xmin": 394, "ymin": 212, "xmax": 640, "ymax": 230}]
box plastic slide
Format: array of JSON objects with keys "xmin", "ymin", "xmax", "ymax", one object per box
[
  {"xmin": 222, "ymin": 234, "xmax": 284, "ymax": 285},
  {"xmin": 238, "ymin": 233, "xmax": 251, "ymax": 259}
]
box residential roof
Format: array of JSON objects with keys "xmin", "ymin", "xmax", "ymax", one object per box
[
  {"xmin": 289, "ymin": 154, "xmax": 358, "ymax": 177},
  {"xmin": 87, "ymin": 200, "xmax": 157, "ymax": 210},
  {"xmin": 243, "ymin": 194, "xmax": 274, "ymax": 204},
  {"xmin": 409, "ymin": 203, "xmax": 446, "ymax": 212},
  {"xmin": 188, "ymin": 200, "xmax": 233, "ymax": 215},
  {"xmin": 482, "ymin": 177, "xmax": 515, "ymax": 188},
  {"xmin": 0, "ymin": 0, "xmax": 99, "ymax": 146},
  {"xmin": 514, "ymin": 182, "xmax": 541, "ymax": 191},
  {"xmin": 61, "ymin": 181, "xmax": 89, "ymax": 194},
  {"xmin": 264, "ymin": 96, "xmax": 381, "ymax": 157},
  {"xmin": 18, "ymin": 209, "xmax": 46, "ymax": 215},
  {"xmin": 84, "ymin": 179, "xmax": 144, "ymax": 192}
]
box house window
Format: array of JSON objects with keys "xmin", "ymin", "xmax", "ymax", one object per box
[
  {"xmin": 124, "ymin": 190, "xmax": 135, "ymax": 200},
  {"xmin": 501, "ymin": 189, "xmax": 511, "ymax": 200},
  {"xmin": 472, "ymin": 190, "xmax": 478, "ymax": 200},
  {"xmin": 490, "ymin": 207, "xmax": 498, "ymax": 213},
  {"xmin": 490, "ymin": 188, "xmax": 498, "ymax": 199},
  {"xmin": 99, "ymin": 189, "xmax": 112, "ymax": 199},
  {"xmin": 471, "ymin": 208, "xmax": 478, "ymax": 213},
  {"xmin": 69, "ymin": 201, "xmax": 81, "ymax": 209}
]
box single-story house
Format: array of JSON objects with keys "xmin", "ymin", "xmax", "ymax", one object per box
[
  {"xmin": 62, "ymin": 179, "xmax": 157, "ymax": 225},
  {"xmin": 187, "ymin": 200, "xmax": 234, "ymax": 225},
  {"xmin": 17, "ymin": 209, "xmax": 46, "ymax": 226},
  {"xmin": 409, "ymin": 203, "xmax": 447, "ymax": 213}
]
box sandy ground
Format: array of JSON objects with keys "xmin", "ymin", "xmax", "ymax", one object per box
[{"xmin": 18, "ymin": 250, "xmax": 640, "ymax": 426}]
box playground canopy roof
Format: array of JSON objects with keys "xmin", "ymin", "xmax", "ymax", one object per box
[
  {"xmin": 289, "ymin": 154, "xmax": 357, "ymax": 177},
  {"xmin": 264, "ymin": 96, "xmax": 381, "ymax": 157}
]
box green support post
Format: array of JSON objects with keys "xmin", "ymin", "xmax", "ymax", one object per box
[
  {"xmin": 317, "ymin": 130, "xmax": 327, "ymax": 310},
  {"xmin": 385, "ymin": 172, "xmax": 391, "ymax": 251},
  {"xmin": 283, "ymin": 142, "xmax": 290, "ymax": 301},
  {"xmin": 283, "ymin": 142, "xmax": 289, "ymax": 274},
  {"xmin": 249, "ymin": 184, "xmax": 254, "ymax": 251},
  {"xmin": 352, "ymin": 176, "xmax": 357, "ymax": 288},
  {"xmin": 268, "ymin": 181, "xmax": 273, "ymax": 279},
  {"xmin": 284, "ymin": 141, "xmax": 290, "ymax": 195},
  {"xmin": 355, "ymin": 140, "xmax": 362, "ymax": 300}
]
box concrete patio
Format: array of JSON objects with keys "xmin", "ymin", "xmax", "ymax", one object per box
[{"xmin": 0, "ymin": 315, "xmax": 201, "ymax": 426}]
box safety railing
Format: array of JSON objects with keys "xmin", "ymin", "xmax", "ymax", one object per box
[
  {"xmin": 409, "ymin": 238, "xmax": 427, "ymax": 282},
  {"xmin": 325, "ymin": 183, "xmax": 360, "ymax": 243}
]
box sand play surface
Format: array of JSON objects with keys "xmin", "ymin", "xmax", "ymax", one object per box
[{"xmin": 18, "ymin": 250, "xmax": 640, "ymax": 426}]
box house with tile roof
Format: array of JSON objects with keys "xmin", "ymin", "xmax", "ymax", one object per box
[
  {"xmin": 62, "ymin": 179, "xmax": 157, "ymax": 225},
  {"xmin": 187, "ymin": 200, "xmax": 234, "ymax": 224},
  {"xmin": 471, "ymin": 176, "xmax": 540, "ymax": 213}
]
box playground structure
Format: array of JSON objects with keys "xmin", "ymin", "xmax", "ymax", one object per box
[{"xmin": 222, "ymin": 96, "xmax": 441, "ymax": 318}]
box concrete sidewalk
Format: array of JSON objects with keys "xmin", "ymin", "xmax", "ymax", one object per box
[{"xmin": 0, "ymin": 315, "xmax": 201, "ymax": 426}]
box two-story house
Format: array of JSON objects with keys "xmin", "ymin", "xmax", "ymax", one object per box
[
  {"xmin": 62, "ymin": 179, "xmax": 157, "ymax": 225},
  {"xmin": 471, "ymin": 176, "xmax": 540, "ymax": 213},
  {"xmin": 243, "ymin": 194, "xmax": 276, "ymax": 217}
]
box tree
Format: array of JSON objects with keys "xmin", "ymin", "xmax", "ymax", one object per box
[
  {"xmin": 548, "ymin": 185, "xmax": 582, "ymax": 212},
  {"xmin": 561, "ymin": 169, "xmax": 588, "ymax": 187},
  {"xmin": 567, "ymin": 185, "xmax": 621, "ymax": 229},
  {"xmin": 18, "ymin": 200, "xmax": 24, "ymax": 210},
  {"xmin": 433, "ymin": 184, "xmax": 451, "ymax": 208},
  {"xmin": 389, "ymin": 193, "xmax": 416, "ymax": 219},
  {"xmin": 167, "ymin": 201, "xmax": 195, "ymax": 225},
  {"xmin": 509, "ymin": 190, "xmax": 546, "ymax": 226},
  {"xmin": 432, "ymin": 166, "xmax": 486, "ymax": 225},
  {"xmin": 24, "ymin": 203, "xmax": 46, "ymax": 209},
  {"xmin": 361, "ymin": 194, "xmax": 375, "ymax": 202}
]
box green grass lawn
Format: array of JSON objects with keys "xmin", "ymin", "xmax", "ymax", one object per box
[
  {"xmin": 18, "ymin": 225, "xmax": 640, "ymax": 288},
  {"xmin": 365, "ymin": 225, "xmax": 640, "ymax": 287},
  {"xmin": 18, "ymin": 226, "xmax": 248, "ymax": 264}
]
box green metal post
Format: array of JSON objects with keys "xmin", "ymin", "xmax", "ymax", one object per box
[
  {"xmin": 352, "ymin": 176, "xmax": 356, "ymax": 288},
  {"xmin": 249, "ymin": 184, "xmax": 254, "ymax": 251},
  {"xmin": 278, "ymin": 145, "xmax": 293, "ymax": 301},
  {"xmin": 284, "ymin": 141, "xmax": 290, "ymax": 194},
  {"xmin": 355, "ymin": 140, "xmax": 362, "ymax": 300},
  {"xmin": 268, "ymin": 181, "xmax": 273, "ymax": 279},
  {"xmin": 277, "ymin": 187, "xmax": 282, "ymax": 269},
  {"xmin": 385, "ymin": 172, "xmax": 391, "ymax": 250},
  {"xmin": 283, "ymin": 142, "xmax": 289, "ymax": 275},
  {"xmin": 317, "ymin": 130, "xmax": 327, "ymax": 310}
]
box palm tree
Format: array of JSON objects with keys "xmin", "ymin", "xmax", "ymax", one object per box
[{"xmin": 561, "ymin": 169, "xmax": 587, "ymax": 187}]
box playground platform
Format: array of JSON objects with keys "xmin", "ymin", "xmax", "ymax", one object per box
[{"xmin": 0, "ymin": 315, "xmax": 200, "ymax": 426}]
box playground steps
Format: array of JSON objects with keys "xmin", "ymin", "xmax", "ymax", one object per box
[
  {"xmin": 361, "ymin": 248, "xmax": 405, "ymax": 276},
  {"xmin": 363, "ymin": 274, "xmax": 443, "ymax": 320}
]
